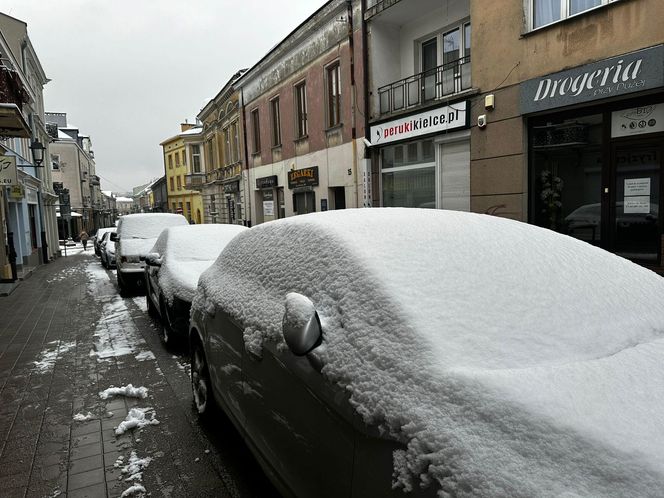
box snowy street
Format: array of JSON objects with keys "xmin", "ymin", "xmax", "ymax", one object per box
[{"xmin": 0, "ymin": 249, "xmax": 278, "ymax": 498}]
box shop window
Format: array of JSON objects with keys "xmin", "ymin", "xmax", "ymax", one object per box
[
  {"xmin": 381, "ymin": 139, "xmax": 436, "ymax": 209},
  {"xmin": 29, "ymin": 204, "xmax": 38, "ymax": 249},
  {"xmin": 530, "ymin": 113, "xmax": 603, "ymax": 244}
]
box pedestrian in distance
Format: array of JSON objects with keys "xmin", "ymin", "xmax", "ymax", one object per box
[{"xmin": 79, "ymin": 230, "xmax": 89, "ymax": 251}]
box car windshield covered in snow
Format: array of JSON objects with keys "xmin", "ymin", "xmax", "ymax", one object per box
[{"xmin": 193, "ymin": 208, "xmax": 664, "ymax": 496}]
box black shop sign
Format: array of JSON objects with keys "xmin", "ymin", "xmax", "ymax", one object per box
[{"xmin": 288, "ymin": 166, "xmax": 319, "ymax": 189}]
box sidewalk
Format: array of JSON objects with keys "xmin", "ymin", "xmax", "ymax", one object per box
[{"xmin": 0, "ymin": 250, "xmax": 276, "ymax": 498}]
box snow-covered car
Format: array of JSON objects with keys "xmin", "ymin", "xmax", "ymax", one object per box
[
  {"xmin": 94, "ymin": 227, "xmax": 116, "ymax": 256},
  {"xmin": 111, "ymin": 213, "xmax": 188, "ymax": 295},
  {"xmin": 189, "ymin": 208, "xmax": 664, "ymax": 497},
  {"xmin": 145, "ymin": 223, "xmax": 247, "ymax": 346},
  {"xmin": 99, "ymin": 230, "xmax": 116, "ymax": 269}
]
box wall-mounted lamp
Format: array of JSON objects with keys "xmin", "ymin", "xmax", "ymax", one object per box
[{"xmin": 30, "ymin": 140, "xmax": 46, "ymax": 167}]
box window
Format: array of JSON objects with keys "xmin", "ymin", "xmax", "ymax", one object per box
[
  {"xmin": 231, "ymin": 121, "xmax": 240, "ymax": 163},
  {"xmin": 326, "ymin": 63, "xmax": 341, "ymax": 128},
  {"xmin": 251, "ymin": 109, "xmax": 261, "ymax": 154},
  {"xmin": 170, "ymin": 177, "xmax": 174, "ymax": 191},
  {"xmin": 182, "ymin": 150, "xmax": 186, "ymax": 166},
  {"xmin": 295, "ymin": 82, "xmax": 308, "ymax": 138},
  {"xmin": 186, "ymin": 201, "xmax": 191, "ymax": 217},
  {"xmin": 172, "ymin": 202, "xmax": 176, "ymax": 213},
  {"xmin": 270, "ymin": 97, "xmax": 281, "ymax": 146},
  {"xmin": 168, "ymin": 154, "xmax": 173, "ymax": 169},
  {"xmin": 176, "ymin": 175, "xmax": 182, "ymax": 190},
  {"xmin": 175, "ymin": 151, "xmax": 180, "ymax": 167},
  {"xmin": 531, "ymin": 0, "xmax": 615, "ymax": 30},
  {"xmin": 51, "ymin": 154, "xmax": 60, "ymax": 170},
  {"xmin": 192, "ymin": 144, "xmax": 201, "ymax": 173},
  {"xmin": 223, "ymin": 127, "xmax": 231, "ymax": 165},
  {"xmin": 206, "ymin": 140, "xmax": 215, "ymax": 169}
]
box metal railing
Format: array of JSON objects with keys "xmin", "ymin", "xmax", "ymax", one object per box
[
  {"xmin": 185, "ymin": 173, "xmax": 206, "ymax": 190},
  {"xmin": 377, "ymin": 56, "xmax": 471, "ymax": 117}
]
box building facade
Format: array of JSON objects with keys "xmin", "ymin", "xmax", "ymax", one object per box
[
  {"xmin": 364, "ymin": 0, "xmax": 472, "ymax": 211},
  {"xmin": 197, "ymin": 70, "xmax": 248, "ymax": 225},
  {"xmin": 0, "ymin": 13, "xmax": 59, "ymax": 282},
  {"xmin": 236, "ymin": 0, "xmax": 366, "ymax": 224},
  {"xmin": 47, "ymin": 113, "xmax": 101, "ymax": 236},
  {"xmin": 160, "ymin": 124, "xmax": 204, "ymax": 224},
  {"xmin": 470, "ymin": 0, "xmax": 664, "ymax": 271}
]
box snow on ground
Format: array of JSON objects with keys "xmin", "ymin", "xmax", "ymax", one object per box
[
  {"xmin": 120, "ymin": 450, "xmax": 152, "ymax": 481},
  {"xmin": 33, "ymin": 341, "xmax": 76, "ymax": 374},
  {"xmin": 46, "ymin": 267, "xmax": 78, "ymax": 284},
  {"xmin": 134, "ymin": 351, "xmax": 155, "ymax": 361},
  {"xmin": 89, "ymin": 298, "xmax": 147, "ymax": 361},
  {"xmin": 100, "ymin": 384, "xmax": 148, "ymax": 400},
  {"xmin": 73, "ymin": 412, "xmax": 94, "ymax": 422},
  {"xmin": 194, "ymin": 208, "xmax": 664, "ymax": 496},
  {"xmin": 58, "ymin": 244, "xmax": 88, "ymax": 257},
  {"xmin": 120, "ymin": 484, "xmax": 146, "ymax": 497},
  {"xmin": 131, "ymin": 296, "xmax": 148, "ymax": 312},
  {"xmin": 114, "ymin": 407, "xmax": 160, "ymax": 435}
]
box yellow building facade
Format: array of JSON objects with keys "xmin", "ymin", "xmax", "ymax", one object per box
[{"xmin": 160, "ymin": 124, "xmax": 204, "ymax": 224}]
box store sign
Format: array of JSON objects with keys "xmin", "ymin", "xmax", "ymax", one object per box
[
  {"xmin": 521, "ymin": 45, "xmax": 664, "ymax": 114},
  {"xmin": 26, "ymin": 189, "xmax": 38, "ymax": 204},
  {"xmin": 256, "ymin": 175, "xmax": 278, "ymax": 189},
  {"xmin": 369, "ymin": 102, "xmax": 467, "ymax": 145},
  {"xmin": 263, "ymin": 201, "xmax": 274, "ymax": 216},
  {"xmin": 288, "ymin": 166, "xmax": 319, "ymax": 189},
  {"xmin": 10, "ymin": 185, "xmax": 24, "ymax": 199},
  {"xmin": 611, "ymin": 103, "xmax": 664, "ymax": 137},
  {"xmin": 223, "ymin": 181, "xmax": 239, "ymax": 194},
  {"xmin": 0, "ymin": 155, "xmax": 17, "ymax": 186}
]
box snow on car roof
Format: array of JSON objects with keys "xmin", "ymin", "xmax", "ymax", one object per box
[
  {"xmin": 194, "ymin": 208, "xmax": 664, "ymax": 495},
  {"xmin": 153, "ymin": 223, "xmax": 248, "ymax": 304},
  {"xmin": 118, "ymin": 213, "xmax": 188, "ymax": 239}
]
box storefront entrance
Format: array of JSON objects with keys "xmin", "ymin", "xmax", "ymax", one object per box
[{"xmin": 610, "ymin": 140, "xmax": 662, "ymax": 263}]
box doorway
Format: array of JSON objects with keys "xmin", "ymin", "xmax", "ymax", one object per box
[{"xmin": 610, "ymin": 139, "xmax": 663, "ymax": 263}]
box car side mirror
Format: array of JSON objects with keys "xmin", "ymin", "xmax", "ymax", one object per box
[
  {"xmin": 110, "ymin": 232, "xmax": 118, "ymax": 242},
  {"xmin": 145, "ymin": 252, "xmax": 162, "ymax": 267},
  {"xmin": 282, "ymin": 293, "xmax": 322, "ymax": 356}
]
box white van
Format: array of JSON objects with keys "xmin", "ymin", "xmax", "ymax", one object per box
[{"xmin": 111, "ymin": 213, "xmax": 188, "ymax": 295}]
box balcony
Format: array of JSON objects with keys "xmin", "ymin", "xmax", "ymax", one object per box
[
  {"xmin": 377, "ymin": 56, "xmax": 471, "ymax": 118},
  {"xmin": 185, "ymin": 172, "xmax": 206, "ymax": 190}
]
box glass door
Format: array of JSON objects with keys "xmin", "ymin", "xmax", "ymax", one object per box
[{"xmin": 611, "ymin": 141, "xmax": 662, "ymax": 263}]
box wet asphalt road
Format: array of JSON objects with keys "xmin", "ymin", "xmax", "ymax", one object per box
[{"xmin": 0, "ymin": 247, "xmax": 280, "ymax": 498}]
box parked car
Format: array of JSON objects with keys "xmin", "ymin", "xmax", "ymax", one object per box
[
  {"xmin": 189, "ymin": 208, "xmax": 664, "ymax": 497},
  {"xmin": 99, "ymin": 230, "xmax": 116, "ymax": 269},
  {"xmin": 94, "ymin": 227, "xmax": 117, "ymax": 256},
  {"xmin": 111, "ymin": 213, "xmax": 188, "ymax": 295},
  {"xmin": 145, "ymin": 223, "xmax": 247, "ymax": 346}
]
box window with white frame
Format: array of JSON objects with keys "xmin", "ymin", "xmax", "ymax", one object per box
[
  {"xmin": 530, "ymin": 0, "xmax": 618, "ymax": 30},
  {"xmin": 295, "ymin": 81, "xmax": 308, "ymax": 138},
  {"xmin": 192, "ymin": 144, "xmax": 201, "ymax": 173}
]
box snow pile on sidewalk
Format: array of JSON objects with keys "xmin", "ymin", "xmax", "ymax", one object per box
[
  {"xmin": 73, "ymin": 412, "xmax": 95, "ymax": 422},
  {"xmin": 33, "ymin": 341, "xmax": 76, "ymax": 374},
  {"xmin": 120, "ymin": 450, "xmax": 152, "ymax": 481},
  {"xmin": 120, "ymin": 484, "xmax": 146, "ymax": 497},
  {"xmin": 115, "ymin": 407, "xmax": 160, "ymax": 435},
  {"xmin": 100, "ymin": 384, "xmax": 148, "ymax": 400},
  {"xmin": 194, "ymin": 208, "xmax": 664, "ymax": 495},
  {"xmin": 89, "ymin": 298, "xmax": 146, "ymax": 360}
]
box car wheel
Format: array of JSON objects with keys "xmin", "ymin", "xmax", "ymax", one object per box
[
  {"xmin": 191, "ymin": 337, "xmax": 212, "ymax": 416},
  {"xmin": 117, "ymin": 271, "xmax": 128, "ymax": 297},
  {"xmin": 146, "ymin": 284, "xmax": 158, "ymax": 318},
  {"xmin": 159, "ymin": 296, "xmax": 176, "ymax": 347}
]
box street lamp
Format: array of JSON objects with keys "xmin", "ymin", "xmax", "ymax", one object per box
[
  {"xmin": 29, "ymin": 140, "xmax": 46, "ymax": 167},
  {"xmin": 30, "ymin": 139, "xmax": 48, "ymax": 263}
]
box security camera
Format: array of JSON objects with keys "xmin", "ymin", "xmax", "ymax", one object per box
[{"xmin": 478, "ymin": 115, "xmax": 487, "ymax": 129}]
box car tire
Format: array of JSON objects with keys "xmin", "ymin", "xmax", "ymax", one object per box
[
  {"xmin": 191, "ymin": 336, "xmax": 213, "ymax": 417},
  {"xmin": 117, "ymin": 271, "xmax": 128, "ymax": 297},
  {"xmin": 159, "ymin": 295, "xmax": 177, "ymax": 348}
]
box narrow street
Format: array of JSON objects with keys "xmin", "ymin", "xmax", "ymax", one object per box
[{"xmin": 0, "ymin": 248, "xmax": 279, "ymax": 498}]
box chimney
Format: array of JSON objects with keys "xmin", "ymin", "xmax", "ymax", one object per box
[{"xmin": 180, "ymin": 121, "xmax": 194, "ymax": 132}]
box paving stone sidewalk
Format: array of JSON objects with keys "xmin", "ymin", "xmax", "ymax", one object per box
[{"xmin": 0, "ymin": 250, "xmax": 278, "ymax": 498}]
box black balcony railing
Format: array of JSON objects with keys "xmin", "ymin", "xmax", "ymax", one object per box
[{"xmin": 377, "ymin": 56, "xmax": 471, "ymax": 117}]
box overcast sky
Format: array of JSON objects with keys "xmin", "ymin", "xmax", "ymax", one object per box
[{"xmin": 4, "ymin": 0, "xmax": 319, "ymax": 194}]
